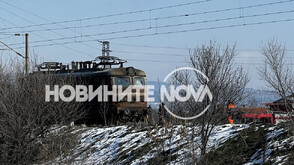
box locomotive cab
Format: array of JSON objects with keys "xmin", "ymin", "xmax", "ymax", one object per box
[{"xmin": 110, "ymin": 67, "xmax": 147, "ymax": 123}]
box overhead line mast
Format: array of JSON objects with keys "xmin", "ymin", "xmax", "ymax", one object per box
[{"xmin": 0, "ymin": 33, "xmax": 29, "ymax": 75}]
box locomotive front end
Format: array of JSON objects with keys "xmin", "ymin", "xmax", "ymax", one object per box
[{"xmin": 111, "ymin": 67, "xmax": 148, "ymax": 123}]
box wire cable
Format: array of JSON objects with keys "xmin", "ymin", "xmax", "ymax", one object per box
[
  {"xmin": 7, "ymin": 10, "xmax": 294, "ymax": 47},
  {"xmin": 3, "ymin": 0, "xmax": 293, "ymax": 32},
  {"xmin": 0, "ymin": 0, "xmax": 100, "ymax": 51},
  {"xmin": 8, "ymin": 17, "xmax": 293, "ymax": 50},
  {"xmin": 0, "ymin": 0, "xmax": 212, "ymax": 30},
  {"xmin": 0, "ymin": 6, "xmax": 96, "ymax": 57},
  {"xmin": 12, "ymin": 17, "xmax": 292, "ymax": 48}
]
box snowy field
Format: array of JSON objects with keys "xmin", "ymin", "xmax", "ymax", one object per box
[
  {"xmin": 53, "ymin": 123, "xmax": 294, "ymax": 164},
  {"xmin": 245, "ymin": 126, "xmax": 294, "ymax": 165},
  {"xmin": 61, "ymin": 124, "xmax": 248, "ymax": 164}
]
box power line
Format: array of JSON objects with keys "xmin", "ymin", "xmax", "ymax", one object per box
[
  {"xmin": 109, "ymin": 50, "xmax": 294, "ymax": 58},
  {"xmin": 101, "ymin": 18, "xmax": 294, "ymax": 41},
  {"xmin": 0, "ymin": 17, "xmax": 22, "ymax": 30},
  {"xmin": 116, "ymin": 50, "xmax": 290, "ymax": 58},
  {"xmin": 0, "ymin": 6, "xmax": 96, "ymax": 57},
  {"xmin": 12, "ymin": 11, "xmax": 294, "ymax": 45},
  {"xmin": 112, "ymin": 43, "xmax": 186, "ymax": 50},
  {"xmin": 126, "ymin": 58, "xmax": 187, "ymax": 63},
  {"xmin": 1, "ymin": 0, "xmax": 293, "ymax": 31},
  {"xmin": 126, "ymin": 59, "xmax": 294, "ymax": 65},
  {"xmin": 114, "ymin": 50, "xmax": 187, "ymax": 57},
  {"xmin": 8, "ymin": 17, "xmax": 294, "ymax": 49},
  {"xmin": 9, "ymin": 27, "xmax": 152, "ymax": 46},
  {"xmin": 7, "ymin": 18, "xmax": 292, "ymax": 51},
  {"xmin": 1, "ymin": 1, "xmax": 293, "ymax": 65},
  {"xmin": 0, "ymin": 4, "xmax": 98, "ymax": 52},
  {"xmin": 0, "ymin": 17, "xmax": 26, "ymax": 55},
  {"xmin": 0, "ymin": 0, "xmax": 99, "ymax": 50},
  {"xmin": 5, "ymin": 37, "xmax": 293, "ymax": 59},
  {"xmin": 0, "ymin": 0, "xmax": 212, "ymax": 30},
  {"xmin": 112, "ymin": 43, "xmax": 294, "ymax": 52},
  {"xmin": 156, "ymin": 10, "xmax": 294, "ymax": 29},
  {"xmin": 8, "ymin": 10, "xmax": 294, "ymax": 47},
  {"xmin": 0, "ymin": 40, "xmax": 24, "ymax": 58},
  {"xmin": 0, "ymin": 0, "xmax": 211, "ymax": 53}
]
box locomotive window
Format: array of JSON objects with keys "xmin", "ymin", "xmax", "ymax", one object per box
[
  {"xmin": 114, "ymin": 77, "xmax": 131, "ymax": 87},
  {"xmin": 134, "ymin": 77, "xmax": 145, "ymax": 85}
]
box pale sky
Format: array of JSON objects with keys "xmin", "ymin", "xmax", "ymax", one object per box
[{"xmin": 0, "ymin": 0, "xmax": 294, "ymax": 89}]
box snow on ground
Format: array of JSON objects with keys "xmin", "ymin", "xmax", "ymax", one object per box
[
  {"xmin": 244, "ymin": 125, "xmax": 294, "ymax": 165},
  {"xmin": 62, "ymin": 124, "xmax": 248, "ymax": 164}
]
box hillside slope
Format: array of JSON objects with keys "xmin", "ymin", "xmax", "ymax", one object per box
[
  {"xmin": 56, "ymin": 124, "xmax": 247, "ymax": 164},
  {"xmin": 54, "ymin": 123, "xmax": 294, "ymax": 164},
  {"xmin": 206, "ymin": 123, "xmax": 294, "ymax": 165}
]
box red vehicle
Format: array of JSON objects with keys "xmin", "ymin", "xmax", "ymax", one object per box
[{"xmin": 227, "ymin": 105, "xmax": 294, "ymax": 124}]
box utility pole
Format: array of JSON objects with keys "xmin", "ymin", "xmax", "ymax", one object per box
[
  {"xmin": 25, "ymin": 33, "xmax": 29, "ymax": 75},
  {"xmin": 14, "ymin": 33, "xmax": 29, "ymax": 75}
]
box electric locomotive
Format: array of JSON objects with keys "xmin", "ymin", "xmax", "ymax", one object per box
[{"xmin": 34, "ymin": 42, "xmax": 148, "ymax": 125}]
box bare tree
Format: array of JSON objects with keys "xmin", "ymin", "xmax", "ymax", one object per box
[
  {"xmin": 258, "ymin": 38, "xmax": 294, "ymax": 112},
  {"xmin": 190, "ymin": 41, "xmax": 248, "ymax": 162},
  {"xmin": 163, "ymin": 41, "xmax": 248, "ymax": 163},
  {"xmin": 0, "ymin": 59, "xmax": 83, "ymax": 164},
  {"xmin": 99, "ymin": 102, "xmax": 110, "ymax": 126}
]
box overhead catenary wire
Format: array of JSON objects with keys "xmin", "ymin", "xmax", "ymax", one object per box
[
  {"xmin": 114, "ymin": 50, "xmax": 187, "ymax": 57},
  {"xmin": 6, "ymin": 9, "xmax": 294, "ymax": 48},
  {"xmin": 0, "ymin": 0, "xmax": 293, "ymax": 31},
  {"xmin": 0, "ymin": 40, "xmax": 24, "ymax": 58},
  {"xmin": 112, "ymin": 43, "xmax": 187, "ymax": 50},
  {"xmin": 0, "ymin": 17, "xmax": 26, "ymax": 55},
  {"xmin": 0, "ymin": 0, "xmax": 212, "ymax": 30},
  {"xmin": 3, "ymin": 1, "xmax": 293, "ymax": 33},
  {"xmin": 1, "ymin": 0, "xmax": 292, "ymax": 63},
  {"xmin": 0, "ymin": 5, "xmax": 98, "ymax": 51},
  {"xmin": 3, "ymin": 45, "xmax": 293, "ymax": 58},
  {"xmin": 8, "ymin": 17, "xmax": 294, "ymax": 49},
  {"xmin": 112, "ymin": 43, "xmax": 294, "ymax": 52},
  {"xmin": 0, "ymin": 0, "xmax": 100, "ymax": 51},
  {"xmin": 126, "ymin": 58, "xmax": 187, "ymax": 63},
  {"xmin": 101, "ymin": 18, "xmax": 294, "ymax": 41},
  {"xmin": 0, "ymin": 1, "xmax": 293, "ymax": 71},
  {"xmin": 125, "ymin": 59, "xmax": 294, "ymax": 65},
  {"xmin": 1, "ymin": 0, "xmax": 293, "ymax": 52},
  {"xmin": 116, "ymin": 51, "xmax": 294, "ymax": 58},
  {"xmin": 0, "ymin": 6, "xmax": 96, "ymax": 57},
  {"xmin": 0, "ymin": 0, "xmax": 212, "ymax": 56}
]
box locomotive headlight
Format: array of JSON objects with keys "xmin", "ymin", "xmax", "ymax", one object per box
[{"xmin": 127, "ymin": 67, "xmax": 135, "ymax": 75}]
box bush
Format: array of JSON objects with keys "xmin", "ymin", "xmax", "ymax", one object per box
[
  {"xmin": 204, "ymin": 125, "xmax": 267, "ymax": 165},
  {"xmin": 0, "ymin": 61, "xmax": 83, "ymax": 163}
]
